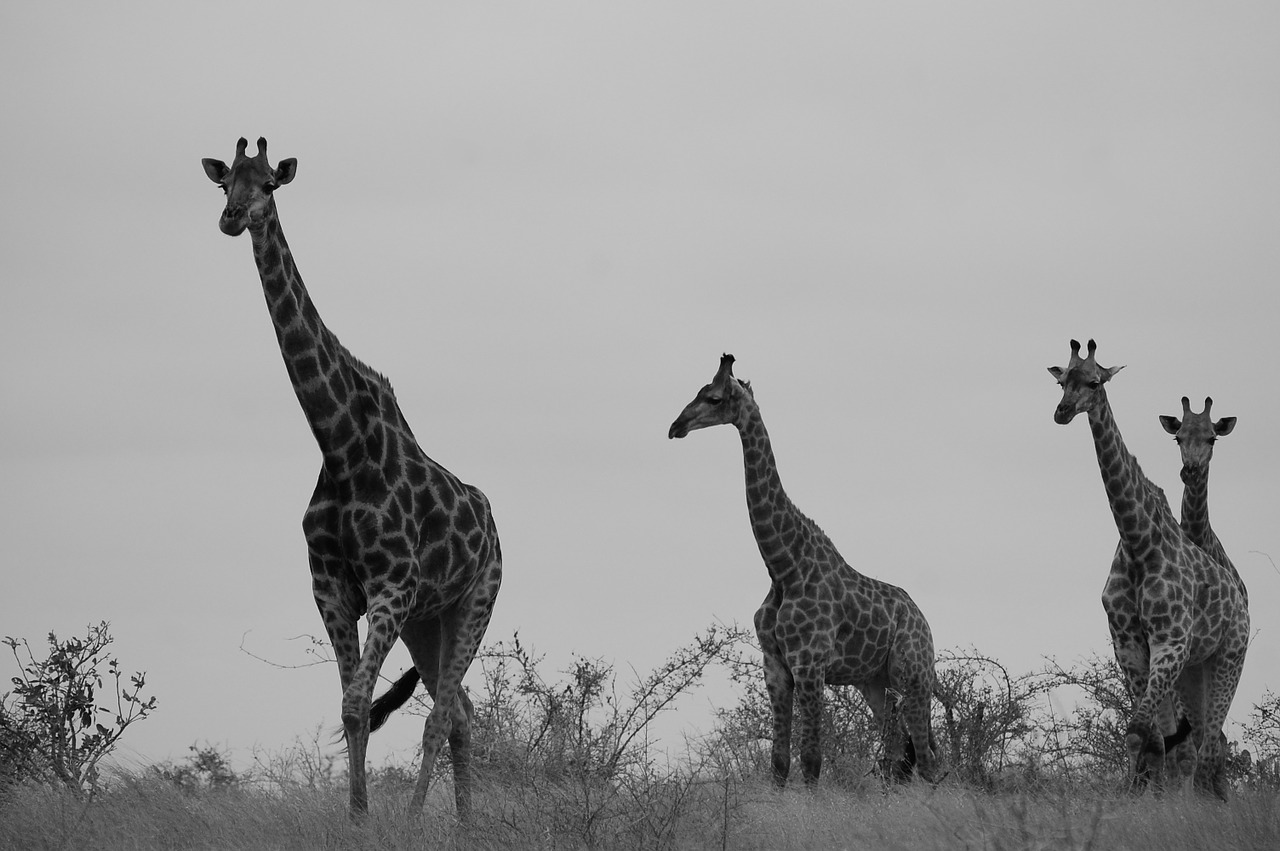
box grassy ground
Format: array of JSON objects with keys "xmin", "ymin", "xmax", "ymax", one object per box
[{"xmin": 3, "ymin": 776, "xmax": 1278, "ymax": 851}]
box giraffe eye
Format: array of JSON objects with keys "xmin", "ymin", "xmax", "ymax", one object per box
[{"xmin": 708, "ymin": 396, "xmax": 724, "ymax": 406}]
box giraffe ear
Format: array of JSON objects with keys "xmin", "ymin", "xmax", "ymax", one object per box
[
  {"xmin": 1101, "ymin": 365, "xmax": 1124, "ymax": 382},
  {"xmin": 1158, "ymin": 415, "xmax": 1181, "ymax": 435},
  {"xmin": 1214, "ymin": 417, "xmax": 1237, "ymax": 437},
  {"xmin": 1047, "ymin": 366, "xmax": 1065, "ymax": 381},
  {"xmin": 202, "ymin": 158, "xmax": 229, "ymax": 184},
  {"xmin": 274, "ymin": 158, "xmax": 298, "ymax": 185}
]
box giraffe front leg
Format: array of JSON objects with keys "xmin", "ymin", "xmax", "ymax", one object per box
[
  {"xmin": 1127, "ymin": 644, "xmax": 1189, "ymax": 795},
  {"xmin": 1107, "ymin": 628, "xmax": 1156, "ymax": 792},
  {"xmin": 312, "ymin": 559, "xmax": 366, "ymax": 814},
  {"xmin": 1192, "ymin": 648, "xmax": 1246, "ymax": 801},
  {"xmin": 342, "ymin": 594, "xmax": 411, "ymax": 815}
]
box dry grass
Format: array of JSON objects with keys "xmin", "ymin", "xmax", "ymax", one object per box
[{"xmin": 3, "ymin": 775, "xmax": 1278, "ymax": 851}]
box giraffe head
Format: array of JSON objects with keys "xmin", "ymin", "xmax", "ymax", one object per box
[
  {"xmin": 1047, "ymin": 339, "xmax": 1124, "ymax": 425},
  {"xmin": 1159, "ymin": 396, "xmax": 1236, "ymax": 478},
  {"xmin": 668, "ymin": 353, "xmax": 754, "ymax": 439},
  {"xmin": 201, "ymin": 137, "xmax": 297, "ymax": 236}
]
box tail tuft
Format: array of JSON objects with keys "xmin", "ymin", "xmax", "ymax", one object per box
[{"xmin": 369, "ymin": 668, "xmax": 422, "ymax": 733}]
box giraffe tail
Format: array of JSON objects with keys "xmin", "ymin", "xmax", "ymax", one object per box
[
  {"xmin": 368, "ymin": 667, "xmax": 422, "ymax": 733},
  {"xmin": 1164, "ymin": 716, "xmax": 1193, "ymax": 751}
]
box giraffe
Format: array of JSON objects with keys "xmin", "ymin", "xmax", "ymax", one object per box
[
  {"xmin": 1159, "ymin": 396, "xmax": 1244, "ymax": 784},
  {"xmin": 201, "ymin": 137, "xmax": 502, "ymax": 817},
  {"xmin": 668, "ymin": 354, "xmax": 937, "ymax": 786},
  {"xmin": 1048, "ymin": 340, "xmax": 1248, "ymax": 799}
]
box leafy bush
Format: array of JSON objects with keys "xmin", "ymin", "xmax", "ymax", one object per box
[
  {"xmin": 2, "ymin": 622, "xmax": 156, "ymax": 795},
  {"xmin": 151, "ymin": 744, "xmax": 242, "ymax": 794}
]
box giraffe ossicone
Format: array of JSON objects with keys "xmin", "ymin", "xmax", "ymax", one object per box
[
  {"xmin": 202, "ymin": 137, "xmax": 502, "ymax": 818},
  {"xmin": 670, "ymin": 353, "xmax": 938, "ymax": 787}
]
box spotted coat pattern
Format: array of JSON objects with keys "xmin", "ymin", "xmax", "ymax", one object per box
[
  {"xmin": 1049, "ymin": 341, "xmax": 1248, "ymax": 800},
  {"xmin": 669, "ymin": 355, "xmax": 936, "ymax": 786},
  {"xmin": 202, "ymin": 138, "xmax": 502, "ymax": 817}
]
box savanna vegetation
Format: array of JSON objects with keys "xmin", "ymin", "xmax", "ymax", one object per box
[{"xmin": 3, "ymin": 622, "xmax": 1279, "ymax": 850}]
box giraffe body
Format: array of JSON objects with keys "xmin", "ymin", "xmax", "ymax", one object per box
[
  {"xmin": 202, "ymin": 138, "xmax": 502, "ymax": 817},
  {"xmin": 1049, "ymin": 340, "xmax": 1248, "ymax": 800},
  {"xmin": 670, "ymin": 355, "xmax": 937, "ymax": 786}
]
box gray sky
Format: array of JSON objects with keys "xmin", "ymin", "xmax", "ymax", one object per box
[{"xmin": 3, "ymin": 2, "xmax": 1278, "ymax": 772}]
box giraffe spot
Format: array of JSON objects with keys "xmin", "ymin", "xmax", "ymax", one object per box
[
  {"xmin": 282, "ymin": 327, "xmax": 312, "ymax": 358},
  {"xmin": 455, "ymin": 504, "xmax": 479, "ymax": 534},
  {"xmin": 423, "ymin": 542, "xmax": 449, "ymax": 577},
  {"xmin": 423, "ymin": 510, "xmax": 449, "ymax": 542},
  {"xmin": 438, "ymin": 480, "xmax": 458, "ymax": 512},
  {"xmin": 262, "ymin": 241, "xmax": 281, "ymax": 269},
  {"xmin": 406, "ymin": 462, "xmax": 428, "ymax": 487},
  {"xmin": 387, "ymin": 562, "xmax": 410, "ymax": 586}
]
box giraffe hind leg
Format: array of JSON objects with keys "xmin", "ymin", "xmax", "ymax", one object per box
[
  {"xmin": 859, "ymin": 684, "xmax": 908, "ymax": 783},
  {"xmin": 400, "ymin": 616, "xmax": 481, "ymax": 819},
  {"xmin": 758, "ymin": 643, "xmax": 794, "ymax": 787},
  {"xmin": 406, "ymin": 556, "xmax": 501, "ymax": 814}
]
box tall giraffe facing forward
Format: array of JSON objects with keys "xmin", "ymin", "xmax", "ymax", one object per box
[
  {"xmin": 1048, "ymin": 340, "xmax": 1247, "ymax": 799},
  {"xmin": 201, "ymin": 138, "xmax": 502, "ymax": 817},
  {"xmin": 668, "ymin": 354, "xmax": 937, "ymax": 786}
]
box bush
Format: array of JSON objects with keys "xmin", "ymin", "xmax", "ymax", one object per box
[{"xmin": 2, "ymin": 622, "xmax": 156, "ymax": 795}]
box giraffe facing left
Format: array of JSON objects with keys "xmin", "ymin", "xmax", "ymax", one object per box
[{"xmin": 201, "ymin": 137, "xmax": 502, "ymax": 818}]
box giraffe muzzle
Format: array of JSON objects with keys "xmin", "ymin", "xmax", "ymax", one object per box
[{"xmin": 219, "ymin": 208, "xmax": 248, "ymax": 237}]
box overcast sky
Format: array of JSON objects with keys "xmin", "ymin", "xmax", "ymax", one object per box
[{"xmin": 3, "ymin": 2, "xmax": 1278, "ymax": 773}]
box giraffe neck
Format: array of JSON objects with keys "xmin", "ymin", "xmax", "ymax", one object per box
[
  {"xmin": 248, "ymin": 204, "xmax": 382, "ymax": 478},
  {"xmin": 1179, "ymin": 464, "xmax": 1214, "ymax": 550},
  {"xmin": 1086, "ymin": 392, "xmax": 1174, "ymax": 555},
  {"xmin": 735, "ymin": 398, "xmax": 806, "ymax": 585},
  {"xmin": 1180, "ymin": 464, "xmax": 1242, "ymax": 593}
]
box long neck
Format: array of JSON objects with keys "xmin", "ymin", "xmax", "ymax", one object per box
[
  {"xmin": 1179, "ymin": 464, "xmax": 1214, "ymax": 549},
  {"xmin": 1180, "ymin": 464, "xmax": 1240, "ymax": 585},
  {"xmin": 249, "ymin": 205, "xmax": 370, "ymax": 476},
  {"xmin": 1086, "ymin": 392, "xmax": 1172, "ymax": 555},
  {"xmin": 735, "ymin": 399, "xmax": 803, "ymax": 584}
]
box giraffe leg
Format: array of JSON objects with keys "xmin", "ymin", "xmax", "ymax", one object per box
[
  {"xmin": 792, "ymin": 669, "xmax": 824, "ymax": 786},
  {"xmin": 859, "ymin": 684, "xmax": 906, "ymax": 783},
  {"xmin": 310, "ymin": 550, "xmax": 367, "ymax": 813},
  {"xmin": 408, "ymin": 556, "xmax": 500, "ymax": 813},
  {"xmin": 1107, "ymin": 629, "xmax": 1156, "ymax": 792},
  {"xmin": 341, "ymin": 594, "xmax": 411, "ymax": 815},
  {"xmin": 899, "ymin": 687, "xmax": 936, "ymax": 783},
  {"xmin": 1155, "ymin": 693, "xmax": 1193, "ymax": 790},
  {"xmin": 759, "ymin": 648, "xmax": 794, "ymax": 788},
  {"xmin": 400, "ymin": 617, "xmax": 478, "ymax": 820},
  {"xmin": 1127, "ymin": 642, "xmax": 1190, "ymax": 795},
  {"xmin": 1192, "ymin": 650, "xmax": 1246, "ymax": 801}
]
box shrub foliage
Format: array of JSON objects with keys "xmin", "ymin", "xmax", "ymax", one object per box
[{"xmin": 2, "ymin": 622, "xmax": 156, "ymax": 795}]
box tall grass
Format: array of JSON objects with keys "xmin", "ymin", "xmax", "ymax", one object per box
[
  {"xmin": 6, "ymin": 626, "xmax": 1279, "ymax": 849},
  {"xmin": 3, "ymin": 773, "xmax": 1278, "ymax": 851}
]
